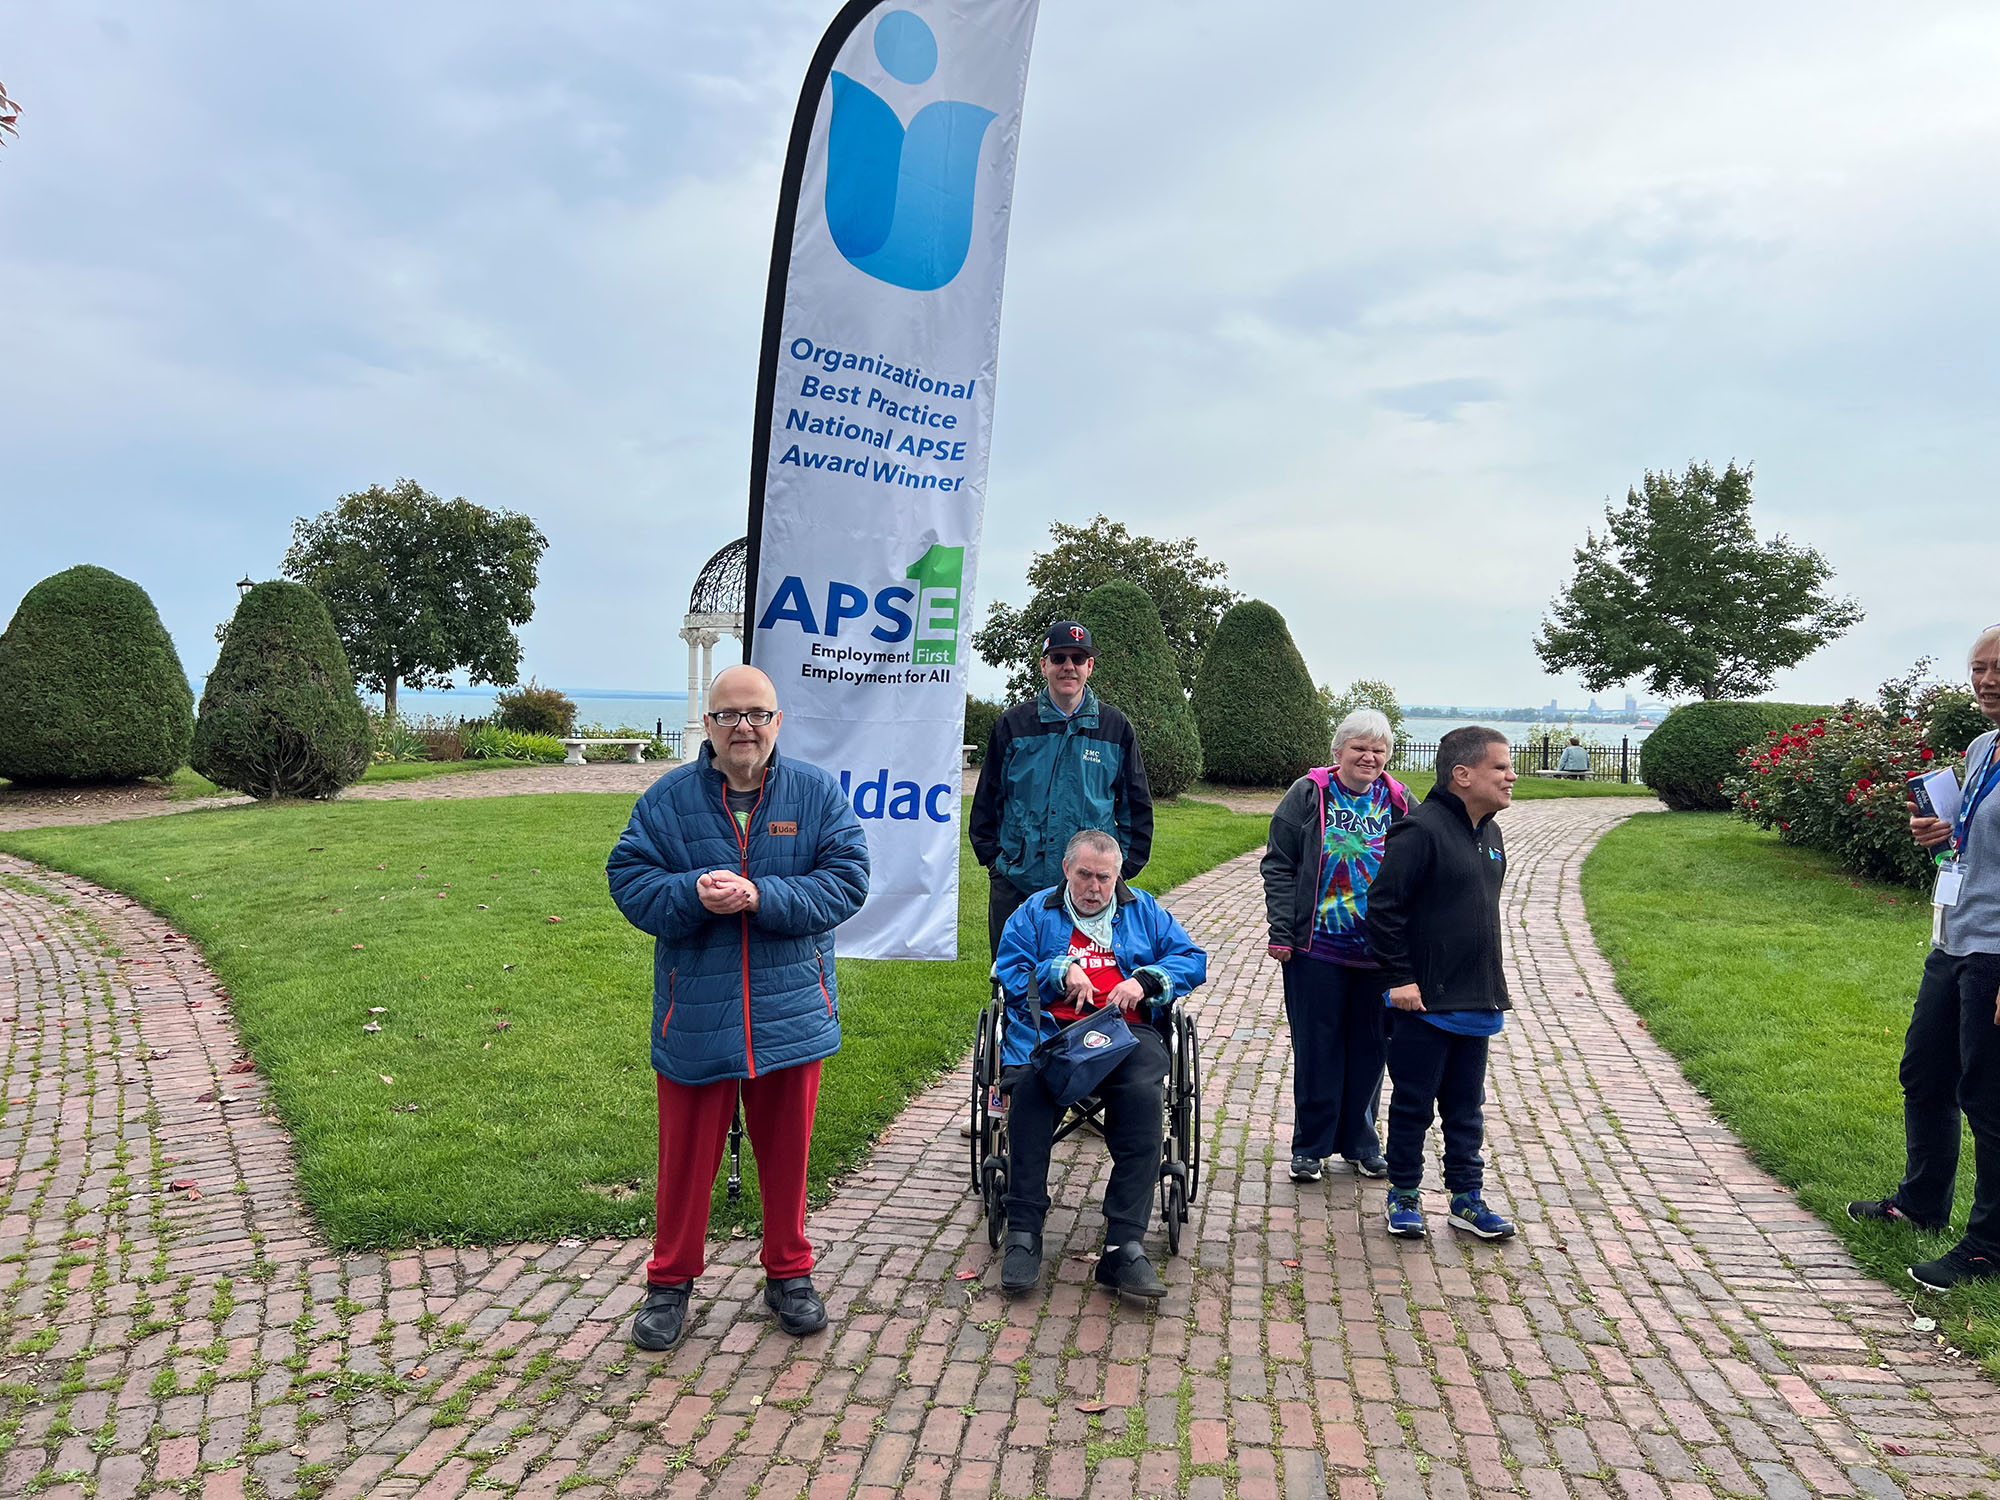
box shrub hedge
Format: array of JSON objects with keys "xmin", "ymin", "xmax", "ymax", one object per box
[
  {"xmin": 1190, "ymin": 600, "xmax": 1324, "ymax": 787},
  {"xmin": 964, "ymin": 696, "xmax": 1005, "ymax": 765},
  {"xmin": 1724, "ymin": 665, "xmax": 1998, "ymax": 888},
  {"xmin": 0, "ymin": 565, "xmax": 194, "ymax": 785},
  {"xmin": 1641, "ymin": 700, "xmax": 1832, "ymax": 811},
  {"xmin": 192, "ymin": 582, "xmax": 372, "ymax": 799},
  {"xmin": 1079, "ymin": 580, "xmax": 1202, "ymax": 797},
  {"xmin": 494, "ymin": 680, "xmax": 576, "ymax": 736}
]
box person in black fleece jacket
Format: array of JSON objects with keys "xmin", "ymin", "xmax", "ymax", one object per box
[{"xmin": 1366, "ymin": 725, "xmax": 1518, "ymax": 1242}]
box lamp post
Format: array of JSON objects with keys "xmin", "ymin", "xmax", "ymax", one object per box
[{"xmin": 236, "ymin": 575, "xmax": 254, "ymax": 598}]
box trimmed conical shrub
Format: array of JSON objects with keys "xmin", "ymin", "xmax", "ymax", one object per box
[
  {"xmin": 192, "ymin": 582, "xmax": 371, "ymax": 799},
  {"xmin": 1191, "ymin": 600, "xmax": 1325, "ymax": 786},
  {"xmin": 1079, "ymin": 580, "xmax": 1202, "ymax": 798},
  {"xmin": 0, "ymin": 565, "xmax": 194, "ymax": 785}
]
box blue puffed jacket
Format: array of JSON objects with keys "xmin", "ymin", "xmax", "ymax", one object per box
[
  {"xmin": 994, "ymin": 884, "xmax": 1208, "ymax": 1068},
  {"xmin": 606, "ymin": 744, "xmax": 870, "ymax": 1085}
]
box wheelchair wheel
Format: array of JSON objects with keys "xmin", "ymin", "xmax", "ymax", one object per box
[
  {"xmin": 1178, "ymin": 1011, "xmax": 1203, "ymax": 1204},
  {"xmin": 1164, "ymin": 1175, "xmax": 1186, "ymax": 1257},
  {"xmin": 969, "ymin": 1004, "xmax": 993, "ymax": 1194},
  {"xmin": 981, "ymin": 1154, "xmax": 1008, "ymax": 1249}
]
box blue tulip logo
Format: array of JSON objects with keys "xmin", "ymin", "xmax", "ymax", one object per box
[{"xmin": 825, "ymin": 10, "xmax": 997, "ymax": 291}]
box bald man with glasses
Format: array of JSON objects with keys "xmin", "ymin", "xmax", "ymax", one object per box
[{"xmin": 608, "ymin": 665, "xmax": 870, "ymax": 1351}]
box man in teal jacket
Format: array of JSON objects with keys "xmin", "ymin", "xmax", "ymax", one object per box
[
  {"xmin": 970, "ymin": 621, "xmax": 1154, "ymax": 957},
  {"xmin": 607, "ymin": 665, "xmax": 869, "ymax": 1352}
]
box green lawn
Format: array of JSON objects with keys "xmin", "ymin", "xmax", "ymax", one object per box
[
  {"xmin": 1582, "ymin": 812, "xmax": 2000, "ymax": 1373},
  {"xmin": 0, "ymin": 794, "xmax": 1266, "ymax": 1249},
  {"xmin": 1395, "ymin": 768, "xmax": 1652, "ymax": 800},
  {"xmin": 165, "ymin": 759, "xmax": 527, "ymax": 800}
]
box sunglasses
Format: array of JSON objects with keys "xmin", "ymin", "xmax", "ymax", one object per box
[{"xmin": 1045, "ymin": 651, "xmax": 1091, "ymax": 666}]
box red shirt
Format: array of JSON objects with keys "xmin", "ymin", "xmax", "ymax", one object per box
[{"xmin": 1049, "ymin": 926, "xmax": 1126, "ymax": 1024}]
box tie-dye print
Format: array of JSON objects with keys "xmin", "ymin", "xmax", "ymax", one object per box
[{"xmin": 1306, "ymin": 776, "xmax": 1397, "ymax": 966}]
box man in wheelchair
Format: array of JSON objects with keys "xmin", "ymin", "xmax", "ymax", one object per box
[{"xmin": 993, "ymin": 829, "xmax": 1208, "ymax": 1299}]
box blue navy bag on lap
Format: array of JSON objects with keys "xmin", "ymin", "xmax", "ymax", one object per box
[{"xmin": 1031, "ymin": 1005, "xmax": 1138, "ymax": 1108}]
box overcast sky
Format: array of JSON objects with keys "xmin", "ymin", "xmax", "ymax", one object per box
[{"xmin": 4, "ymin": 2, "xmax": 1997, "ymax": 709}]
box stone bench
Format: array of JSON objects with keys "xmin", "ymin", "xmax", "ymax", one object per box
[{"xmin": 562, "ymin": 737, "xmax": 650, "ymax": 766}]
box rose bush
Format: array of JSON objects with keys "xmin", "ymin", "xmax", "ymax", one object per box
[{"xmin": 1724, "ymin": 663, "xmax": 1966, "ymax": 888}]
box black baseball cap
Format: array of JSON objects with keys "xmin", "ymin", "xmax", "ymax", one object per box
[{"xmin": 1042, "ymin": 621, "xmax": 1095, "ymax": 657}]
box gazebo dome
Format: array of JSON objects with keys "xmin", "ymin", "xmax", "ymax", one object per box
[
  {"xmin": 680, "ymin": 537, "xmax": 749, "ymax": 753},
  {"xmin": 689, "ymin": 538, "xmax": 747, "ymax": 616}
]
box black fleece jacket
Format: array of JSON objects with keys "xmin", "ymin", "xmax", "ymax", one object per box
[{"xmin": 1364, "ymin": 785, "xmax": 1509, "ymax": 1012}]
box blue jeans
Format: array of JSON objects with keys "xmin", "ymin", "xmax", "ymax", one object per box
[
  {"xmin": 1281, "ymin": 958, "xmax": 1385, "ymax": 1160},
  {"xmin": 1385, "ymin": 1017, "xmax": 1488, "ymax": 1194}
]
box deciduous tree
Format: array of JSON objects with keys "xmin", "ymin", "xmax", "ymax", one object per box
[
  {"xmin": 1535, "ymin": 461, "xmax": 1861, "ymax": 701},
  {"xmin": 973, "ymin": 515, "xmax": 1237, "ymax": 702},
  {"xmin": 283, "ymin": 480, "xmax": 548, "ymax": 716}
]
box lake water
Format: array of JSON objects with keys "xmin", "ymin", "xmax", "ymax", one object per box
[
  {"xmin": 370, "ymin": 695, "xmax": 1655, "ymax": 747},
  {"xmin": 377, "ymin": 688, "xmax": 691, "ymax": 735}
]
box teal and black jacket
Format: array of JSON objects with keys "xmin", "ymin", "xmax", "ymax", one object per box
[{"xmin": 969, "ymin": 687, "xmax": 1153, "ymax": 896}]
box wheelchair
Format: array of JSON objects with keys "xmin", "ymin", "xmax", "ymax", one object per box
[{"xmin": 968, "ymin": 978, "xmax": 1203, "ymax": 1256}]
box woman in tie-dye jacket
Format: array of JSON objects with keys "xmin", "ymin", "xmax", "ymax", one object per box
[{"xmin": 1259, "ymin": 709, "xmax": 1411, "ymax": 1184}]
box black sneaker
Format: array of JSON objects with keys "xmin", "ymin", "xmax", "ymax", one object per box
[
  {"xmin": 763, "ymin": 1275, "xmax": 829, "ymax": 1335},
  {"xmin": 1094, "ymin": 1242, "xmax": 1167, "ymax": 1301},
  {"xmin": 1000, "ymin": 1230, "xmax": 1042, "ymax": 1294},
  {"xmin": 1348, "ymin": 1155, "xmax": 1389, "ymax": 1179},
  {"xmin": 1289, "ymin": 1155, "xmax": 1324, "ymax": 1183},
  {"xmin": 631, "ymin": 1280, "xmax": 692, "ymax": 1351},
  {"xmin": 1909, "ymin": 1245, "xmax": 2000, "ymax": 1293},
  {"xmin": 1848, "ymin": 1197, "xmax": 1946, "ymax": 1232}
]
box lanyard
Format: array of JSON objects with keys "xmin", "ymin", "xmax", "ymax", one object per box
[{"xmin": 1953, "ymin": 739, "xmax": 2000, "ymax": 855}]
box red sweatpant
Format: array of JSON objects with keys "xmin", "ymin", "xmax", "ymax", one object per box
[{"xmin": 648, "ymin": 1060, "xmax": 820, "ymax": 1285}]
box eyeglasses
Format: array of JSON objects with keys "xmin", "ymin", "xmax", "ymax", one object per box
[
  {"xmin": 707, "ymin": 709, "xmax": 776, "ymax": 727},
  {"xmin": 1045, "ymin": 652, "xmax": 1090, "ymax": 666}
]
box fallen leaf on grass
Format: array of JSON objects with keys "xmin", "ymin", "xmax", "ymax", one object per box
[
  {"xmin": 368, "ymin": 1007, "xmax": 387, "ymax": 1015},
  {"xmin": 481, "ymin": 1042, "xmax": 491, "ymax": 1050},
  {"xmin": 391, "ymin": 1103, "xmax": 421, "ymax": 1113},
  {"xmin": 503, "ymin": 964, "xmax": 516, "ymax": 971},
  {"xmin": 330, "ymin": 908, "xmax": 343, "ymax": 914},
  {"xmin": 547, "ymin": 915, "xmax": 562, "ymax": 923},
  {"xmin": 227, "ymin": 1059, "xmax": 256, "ymax": 1074},
  {"xmin": 435, "ymin": 892, "xmax": 448, "ymax": 899},
  {"xmin": 307, "ymin": 847, "xmax": 324, "ymax": 853},
  {"xmin": 493, "ymin": 1020, "xmax": 511, "ymax": 1032},
  {"xmin": 377, "ymin": 864, "xmax": 386, "ymax": 870},
  {"xmin": 185, "ymin": 1188, "xmax": 203, "ymax": 1202},
  {"xmin": 363, "ymin": 1023, "xmax": 382, "ymax": 1034},
  {"xmin": 352, "ymin": 944, "xmax": 365, "ymax": 951},
  {"xmin": 380, "ymin": 1074, "xmax": 394, "ymax": 1085},
  {"xmin": 477, "ymin": 905, "xmax": 488, "ymax": 910}
]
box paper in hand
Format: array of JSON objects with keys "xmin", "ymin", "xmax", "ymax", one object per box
[{"xmin": 1910, "ymin": 767, "xmax": 1963, "ymax": 825}]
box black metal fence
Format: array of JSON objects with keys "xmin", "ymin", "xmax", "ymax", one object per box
[{"xmin": 1392, "ymin": 735, "xmax": 1645, "ymax": 785}]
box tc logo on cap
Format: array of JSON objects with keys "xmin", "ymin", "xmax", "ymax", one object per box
[
  {"xmin": 1069, "ymin": 626, "xmax": 1084, "ymax": 641},
  {"xmin": 1082, "ymin": 1030, "xmax": 1111, "ymax": 1050}
]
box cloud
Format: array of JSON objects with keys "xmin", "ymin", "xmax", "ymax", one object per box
[{"xmin": 3, "ymin": 0, "xmax": 1999, "ymax": 712}]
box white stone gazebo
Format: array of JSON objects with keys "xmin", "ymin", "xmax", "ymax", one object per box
[{"xmin": 681, "ymin": 537, "xmax": 747, "ymax": 751}]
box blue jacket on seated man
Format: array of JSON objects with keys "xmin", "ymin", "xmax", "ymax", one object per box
[{"xmin": 994, "ymin": 882, "xmax": 1209, "ymax": 1068}]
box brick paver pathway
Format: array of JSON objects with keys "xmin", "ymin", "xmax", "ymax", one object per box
[{"xmin": 1, "ymin": 798, "xmax": 1996, "ymax": 1500}]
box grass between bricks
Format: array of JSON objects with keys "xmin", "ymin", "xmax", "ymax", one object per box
[
  {"xmin": 1582, "ymin": 810, "xmax": 2000, "ymax": 1374},
  {"xmin": 0, "ymin": 792, "xmax": 1266, "ymax": 1250}
]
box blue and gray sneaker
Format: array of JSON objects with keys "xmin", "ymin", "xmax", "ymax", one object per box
[
  {"xmin": 1385, "ymin": 1190, "xmax": 1426, "ymax": 1239},
  {"xmin": 1448, "ymin": 1192, "xmax": 1515, "ymax": 1240}
]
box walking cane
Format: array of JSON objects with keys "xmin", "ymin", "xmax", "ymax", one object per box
[{"xmin": 726, "ymin": 1087, "xmax": 745, "ymax": 1202}]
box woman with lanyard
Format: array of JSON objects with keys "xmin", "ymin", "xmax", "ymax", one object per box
[
  {"xmin": 1261, "ymin": 708, "xmax": 1412, "ymax": 1183},
  {"xmin": 1848, "ymin": 625, "xmax": 2000, "ymax": 1292}
]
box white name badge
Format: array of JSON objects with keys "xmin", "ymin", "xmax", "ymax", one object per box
[{"xmin": 1934, "ymin": 861, "xmax": 1964, "ymax": 908}]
